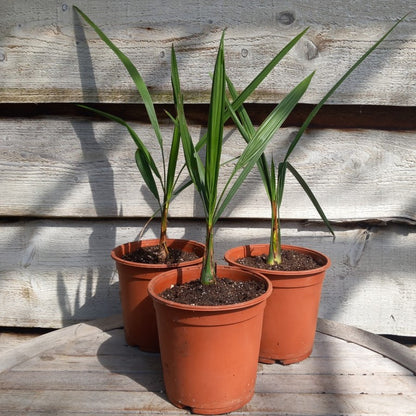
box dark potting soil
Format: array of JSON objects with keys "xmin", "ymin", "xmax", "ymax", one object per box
[
  {"xmin": 237, "ymin": 249, "xmax": 323, "ymax": 271},
  {"xmin": 122, "ymin": 245, "xmax": 200, "ymax": 265},
  {"xmin": 160, "ymin": 277, "xmax": 267, "ymax": 306}
]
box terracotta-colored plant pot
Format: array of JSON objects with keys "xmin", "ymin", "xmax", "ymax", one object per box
[
  {"xmin": 224, "ymin": 244, "xmax": 331, "ymax": 365},
  {"xmin": 111, "ymin": 239, "xmax": 204, "ymax": 352},
  {"xmin": 148, "ymin": 265, "xmax": 272, "ymax": 415}
]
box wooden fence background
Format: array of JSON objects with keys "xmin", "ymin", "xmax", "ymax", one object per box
[{"xmin": 0, "ymin": 0, "xmax": 415, "ymax": 335}]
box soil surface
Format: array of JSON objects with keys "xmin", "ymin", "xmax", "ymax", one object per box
[
  {"xmin": 237, "ymin": 249, "xmax": 323, "ymax": 271},
  {"xmin": 160, "ymin": 277, "xmax": 267, "ymax": 306},
  {"xmin": 122, "ymin": 245, "xmax": 200, "ymax": 265}
]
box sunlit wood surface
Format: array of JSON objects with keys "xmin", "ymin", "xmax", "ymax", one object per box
[{"xmin": 0, "ymin": 316, "xmax": 415, "ymax": 415}]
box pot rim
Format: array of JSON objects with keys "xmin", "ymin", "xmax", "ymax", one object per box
[
  {"xmin": 224, "ymin": 244, "xmax": 331, "ymax": 276},
  {"xmin": 148, "ymin": 264, "xmax": 272, "ymax": 312},
  {"xmin": 111, "ymin": 238, "xmax": 205, "ymax": 269}
]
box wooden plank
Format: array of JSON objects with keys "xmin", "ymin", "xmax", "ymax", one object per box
[
  {"xmin": 0, "ymin": 330, "xmax": 48, "ymax": 354},
  {"xmin": 13, "ymin": 353, "xmax": 162, "ymax": 374},
  {"xmin": 2, "ymin": 370, "xmax": 414, "ymax": 396},
  {"xmin": 52, "ymin": 328, "xmax": 378, "ymax": 359},
  {"xmin": 0, "ymin": 315, "xmax": 122, "ymax": 373},
  {"xmin": 0, "ymin": 1, "xmax": 414, "ymax": 105},
  {"xmin": 0, "ymin": 219, "xmax": 415, "ymax": 335},
  {"xmin": 1, "ymin": 119, "xmax": 415, "ymax": 222},
  {"xmin": 0, "ymin": 318, "xmax": 415, "ymax": 415},
  {"xmin": 317, "ymin": 319, "xmax": 416, "ymax": 375},
  {"xmin": 255, "ymin": 374, "xmax": 416, "ymax": 395},
  {"xmin": 245, "ymin": 392, "xmax": 416, "ymax": 415},
  {"xmin": 9, "ymin": 326, "xmax": 409, "ymax": 376},
  {"xmin": 14, "ymin": 353, "xmax": 410, "ymax": 376},
  {"xmin": 0, "ymin": 389, "xmax": 415, "ymax": 415},
  {"xmin": 257, "ymin": 357, "xmax": 412, "ymax": 376},
  {"xmin": 0, "ymin": 370, "xmax": 164, "ymax": 393}
]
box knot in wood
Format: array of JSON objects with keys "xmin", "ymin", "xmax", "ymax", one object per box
[{"xmin": 277, "ymin": 11, "xmax": 295, "ymax": 26}]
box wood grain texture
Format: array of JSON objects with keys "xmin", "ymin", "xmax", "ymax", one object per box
[
  {"xmin": 317, "ymin": 319, "xmax": 416, "ymax": 375},
  {"xmin": 0, "ymin": 219, "xmax": 415, "ymax": 334},
  {"xmin": 0, "ymin": 0, "xmax": 415, "ymax": 340},
  {"xmin": 1, "ymin": 118, "xmax": 415, "ymax": 222},
  {"xmin": 0, "ymin": 1, "xmax": 414, "ymax": 104},
  {"xmin": 0, "ymin": 315, "xmax": 123, "ymax": 373},
  {"xmin": 0, "ymin": 321, "xmax": 415, "ymax": 415}
]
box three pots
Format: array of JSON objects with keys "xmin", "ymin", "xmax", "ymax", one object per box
[
  {"xmin": 225, "ymin": 244, "xmax": 330, "ymax": 365},
  {"xmin": 111, "ymin": 238, "xmax": 204, "ymax": 352},
  {"xmin": 148, "ymin": 264, "xmax": 272, "ymax": 415}
]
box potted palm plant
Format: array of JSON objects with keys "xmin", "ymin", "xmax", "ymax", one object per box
[
  {"xmin": 74, "ymin": 6, "xmax": 205, "ymax": 352},
  {"xmin": 147, "ymin": 30, "xmax": 315, "ymax": 414},
  {"xmin": 224, "ymin": 16, "xmax": 407, "ymax": 364}
]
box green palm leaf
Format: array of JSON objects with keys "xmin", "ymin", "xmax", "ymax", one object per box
[
  {"xmin": 226, "ymin": 27, "xmax": 309, "ymax": 119},
  {"xmin": 286, "ymin": 162, "xmax": 334, "ymax": 237},
  {"xmin": 74, "ymin": 6, "xmax": 165, "ymax": 163},
  {"xmin": 205, "ymin": 32, "xmax": 226, "ymax": 219},
  {"xmin": 78, "ymin": 104, "xmax": 162, "ymax": 202},
  {"xmin": 214, "ymin": 72, "xmax": 314, "ymax": 222},
  {"xmin": 284, "ymin": 15, "xmax": 408, "ymax": 162},
  {"xmin": 194, "ymin": 27, "xmax": 309, "ymax": 152},
  {"xmin": 235, "ymin": 72, "xmax": 315, "ymax": 172}
]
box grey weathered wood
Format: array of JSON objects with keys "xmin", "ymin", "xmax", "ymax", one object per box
[
  {"xmin": 0, "ymin": 0, "xmax": 415, "ymax": 343},
  {"xmin": 317, "ymin": 318, "xmax": 416, "ymax": 375},
  {"xmin": 5, "ymin": 370, "xmax": 414, "ymax": 395},
  {"xmin": 0, "ymin": 315, "xmax": 122, "ymax": 373},
  {"xmin": 0, "ymin": 317, "xmax": 415, "ymax": 415},
  {"xmin": 1, "ymin": 219, "xmax": 415, "ymax": 335},
  {"xmin": 0, "ymin": 331, "xmax": 44, "ymax": 354},
  {"xmin": 255, "ymin": 374, "xmax": 416, "ymax": 394},
  {"xmin": 0, "ymin": 390, "xmax": 415, "ymax": 415},
  {"xmin": 1, "ymin": 119, "xmax": 415, "ymax": 222},
  {"xmin": 0, "ymin": 1, "xmax": 414, "ymax": 105}
]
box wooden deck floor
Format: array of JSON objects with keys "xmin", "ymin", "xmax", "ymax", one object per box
[{"xmin": 0, "ymin": 316, "xmax": 415, "ymax": 415}]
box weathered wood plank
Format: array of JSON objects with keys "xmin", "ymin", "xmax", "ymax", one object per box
[
  {"xmin": 3, "ymin": 370, "xmax": 415, "ymax": 395},
  {"xmin": 257, "ymin": 357, "xmax": 412, "ymax": 376},
  {"xmin": 51, "ymin": 328, "xmax": 378, "ymax": 359},
  {"xmin": 0, "ymin": 389, "xmax": 415, "ymax": 415},
  {"xmin": 318, "ymin": 319, "xmax": 416, "ymax": 375},
  {"xmin": 0, "ymin": 316, "xmax": 122, "ymax": 373},
  {"xmin": 13, "ymin": 353, "xmax": 162, "ymax": 374},
  {"xmin": 0, "ymin": 330, "xmax": 48, "ymax": 354},
  {"xmin": 1, "ymin": 119, "xmax": 415, "ymax": 222},
  {"xmin": 13, "ymin": 352, "xmax": 411, "ymax": 376},
  {"xmin": 50, "ymin": 328, "xmax": 377, "ymax": 358},
  {"xmin": 0, "ymin": 219, "xmax": 415, "ymax": 335},
  {"xmin": 1, "ymin": 318, "xmax": 415, "ymax": 415},
  {"xmin": 0, "ymin": 1, "xmax": 414, "ymax": 105},
  {"xmin": 254, "ymin": 374, "xmax": 416, "ymax": 395},
  {"xmin": 0, "ymin": 370, "xmax": 164, "ymax": 394},
  {"xmin": 245, "ymin": 392, "xmax": 416, "ymax": 415}
]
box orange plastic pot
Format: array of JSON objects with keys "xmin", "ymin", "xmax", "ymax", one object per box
[
  {"xmin": 111, "ymin": 239, "xmax": 204, "ymax": 352},
  {"xmin": 224, "ymin": 244, "xmax": 330, "ymax": 365},
  {"xmin": 148, "ymin": 265, "xmax": 272, "ymax": 415}
]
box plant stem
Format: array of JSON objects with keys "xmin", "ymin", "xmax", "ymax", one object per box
[
  {"xmin": 267, "ymin": 200, "xmax": 282, "ymax": 264},
  {"xmin": 158, "ymin": 202, "xmax": 169, "ymax": 261},
  {"xmin": 201, "ymin": 223, "xmax": 216, "ymax": 285}
]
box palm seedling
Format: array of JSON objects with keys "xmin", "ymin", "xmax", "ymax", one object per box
[
  {"xmin": 74, "ymin": 6, "xmax": 186, "ymax": 261},
  {"xmin": 75, "ymin": 5, "xmax": 313, "ymax": 268},
  {"xmin": 171, "ymin": 32, "xmax": 315, "ymax": 284},
  {"xmin": 227, "ymin": 15, "xmax": 407, "ymax": 266}
]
